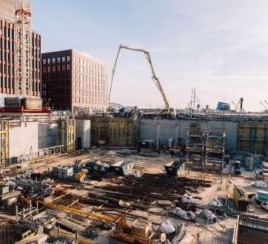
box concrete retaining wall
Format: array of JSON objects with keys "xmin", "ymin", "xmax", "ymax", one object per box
[
  {"xmin": 38, "ymin": 122, "xmax": 58, "ymax": 148},
  {"xmin": 9, "ymin": 122, "xmax": 39, "ymax": 158},
  {"xmin": 76, "ymin": 119, "xmax": 91, "ymax": 149},
  {"xmin": 139, "ymin": 119, "xmax": 237, "ymax": 151}
]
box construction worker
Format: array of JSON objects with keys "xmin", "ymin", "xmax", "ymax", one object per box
[{"xmin": 170, "ymin": 150, "xmax": 175, "ymax": 158}]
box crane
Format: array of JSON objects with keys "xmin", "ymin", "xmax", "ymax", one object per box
[
  {"xmin": 260, "ymin": 101, "xmax": 268, "ymax": 110},
  {"xmin": 109, "ymin": 44, "xmax": 173, "ymax": 113},
  {"xmin": 231, "ymin": 98, "xmax": 244, "ymax": 112}
]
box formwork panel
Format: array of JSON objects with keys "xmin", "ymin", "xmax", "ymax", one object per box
[
  {"xmin": 238, "ymin": 122, "xmax": 268, "ymax": 155},
  {"xmin": 91, "ymin": 117, "xmax": 138, "ymax": 147}
]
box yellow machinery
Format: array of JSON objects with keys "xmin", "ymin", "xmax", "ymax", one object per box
[
  {"xmin": 233, "ymin": 185, "xmax": 249, "ymax": 211},
  {"xmin": 74, "ymin": 170, "xmax": 87, "ymax": 182}
]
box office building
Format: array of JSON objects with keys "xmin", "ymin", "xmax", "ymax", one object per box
[
  {"xmin": 42, "ymin": 49, "xmax": 108, "ymax": 113},
  {"xmin": 0, "ymin": 0, "xmax": 41, "ymax": 106}
]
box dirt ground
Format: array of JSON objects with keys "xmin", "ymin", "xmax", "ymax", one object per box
[{"xmin": 7, "ymin": 150, "xmax": 268, "ymax": 243}]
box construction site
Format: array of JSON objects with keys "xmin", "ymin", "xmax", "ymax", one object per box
[{"xmin": 2, "ymin": 0, "xmax": 268, "ymax": 243}]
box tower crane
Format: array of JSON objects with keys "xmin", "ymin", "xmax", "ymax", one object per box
[{"xmin": 109, "ymin": 44, "xmax": 173, "ymax": 114}]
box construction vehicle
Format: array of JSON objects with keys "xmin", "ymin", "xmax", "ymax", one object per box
[
  {"xmin": 233, "ymin": 185, "xmax": 249, "ymax": 211},
  {"xmin": 233, "ymin": 160, "xmax": 241, "ymax": 175},
  {"xmin": 110, "ymin": 44, "xmax": 174, "ymax": 115},
  {"xmin": 164, "ymin": 160, "xmax": 185, "ymax": 177}
]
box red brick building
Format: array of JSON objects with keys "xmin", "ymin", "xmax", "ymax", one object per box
[{"xmin": 42, "ymin": 49, "xmax": 108, "ymax": 113}]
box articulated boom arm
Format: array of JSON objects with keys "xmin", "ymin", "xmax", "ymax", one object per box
[{"xmin": 110, "ymin": 44, "xmax": 171, "ymax": 111}]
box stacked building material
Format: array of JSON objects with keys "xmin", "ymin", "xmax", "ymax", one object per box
[
  {"xmin": 15, "ymin": 179, "xmax": 53, "ymax": 198},
  {"xmin": 110, "ymin": 160, "xmax": 135, "ymax": 176},
  {"xmin": 86, "ymin": 160, "xmax": 111, "ymax": 176},
  {"xmin": 0, "ymin": 184, "xmax": 21, "ymax": 207},
  {"xmin": 164, "ymin": 160, "xmax": 185, "ymax": 177},
  {"xmin": 52, "ymin": 166, "xmax": 74, "ymax": 179}
]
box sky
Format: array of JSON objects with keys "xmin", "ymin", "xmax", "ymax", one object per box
[{"xmin": 31, "ymin": 0, "xmax": 268, "ymax": 111}]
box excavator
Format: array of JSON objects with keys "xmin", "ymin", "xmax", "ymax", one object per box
[{"xmin": 110, "ymin": 44, "xmax": 175, "ymax": 116}]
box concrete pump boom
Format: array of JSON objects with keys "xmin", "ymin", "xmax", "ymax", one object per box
[{"xmin": 109, "ymin": 44, "xmax": 171, "ymax": 112}]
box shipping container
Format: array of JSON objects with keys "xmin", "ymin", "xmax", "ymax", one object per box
[
  {"xmin": 4, "ymin": 97, "xmax": 21, "ymax": 108},
  {"xmin": 23, "ymin": 97, "xmax": 43, "ymax": 110}
]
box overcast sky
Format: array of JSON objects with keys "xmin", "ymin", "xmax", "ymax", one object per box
[{"xmin": 32, "ymin": 0, "xmax": 268, "ymax": 111}]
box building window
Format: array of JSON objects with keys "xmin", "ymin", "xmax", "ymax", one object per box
[
  {"xmin": 67, "ymin": 64, "xmax": 71, "ymax": 70},
  {"xmin": 62, "ymin": 56, "xmax": 66, "ymax": 62},
  {"xmin": 67, "ymin": 56, "xmax": 71, "ymax": 62},
  {"xmin": 57, "ymin": 57, "xmax": 61, "ymax": 63},
  {"xmin": 52, "ymin": 57, "xmax": 56, "ymax": 64},
  {"xmin": 47, "ymin": 58, "xmax": 51, "ymax": 64},
  {"xmin": 42, "ymin": 59, "xmax": 46, "ymax": 65}
]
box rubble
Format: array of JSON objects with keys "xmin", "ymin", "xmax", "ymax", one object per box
[
  {"xmin": 181, "ymin": 193, "xmax": 201, "ymax": 205},
  {"xmin": 196, "ymin": 209, "xmax": 217, "ymax": 224},
  {"xmin": 209, "ymin": 197, "xmax": 223, "ymax": 207},
  {"xmin": 160, "ymin": 219, "xmax": 175, "ymax": 234},
  {"xmin": 171, "ymin": 207, "xmax": 195, "ymax": 221},
  {"xmin": 252, "ymin": 180, "xmax": 268, "ymax": 188}
]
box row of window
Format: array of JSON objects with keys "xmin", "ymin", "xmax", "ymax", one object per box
[
  {"xmin": 73, "ymin": 97, "xmax": 107, "ymax": 105},
  {"xmin": 0, "ymin": 27, "xmax": 15, "ymax": 39},
  {"xmin": 74, "ymin": 89, "xmax": 106, "ymax": 96},
  {"xmin": 42, "ymin": 64, "xmax": 71, "ymax": 72},
  {"xmin": 42, "ymin": 56, "xmax": 71, "ymax": 65},
  {"xmin": 73, "ymin": 57, "xmax": 105, "ymax": 72}
]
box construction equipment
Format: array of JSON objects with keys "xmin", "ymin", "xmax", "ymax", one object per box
[
  {"xmin": 231, "ymin": 98, "xmax": 244, "ymax": 112},
  {"xmin": 164, "ymin": 160, "xmax": 185, "ymax": 177},
  {"xmin": 74, "ymin": 170, "xmax": 87, "ymax": 182},
  {"xmin": 233, "ymin": 185, "xmax": 249, "ymax": 211},
  {"xmin": 260, "ymin": 101, "xmax": 268, "ymax": 110},
  {"xmin": 233, "ymin": 160, "xmax": 241, "ymax": 175},
  {"xmin": 110, "ymin": 44, "xmax": 173, "ymax": 114}
]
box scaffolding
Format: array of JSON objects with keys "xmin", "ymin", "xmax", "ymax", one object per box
[
  {"xmin": 15, "ymin": 0, "xmax": 32, "ymax": 96},
  {"xmin": 186, "ymin": 122, "xmax": 205, "ymax": 170},
  {"xmin": 186, "ymin": 122, "xmax": 225, "ymax": 173},
  {"xmin": 0, "ymin": 121, "xmax": 9, "ymax": 166},
  {"xmin": 205, "ymin": 131, "xmax": 225, "ymax": 172}
]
